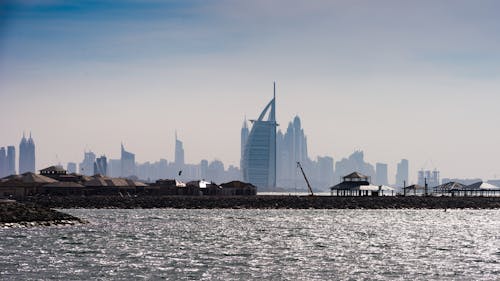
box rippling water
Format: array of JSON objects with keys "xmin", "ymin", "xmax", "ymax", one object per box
[{"xmin": 1, "ymin": 209, "xmax": 499, "ymax": 280}]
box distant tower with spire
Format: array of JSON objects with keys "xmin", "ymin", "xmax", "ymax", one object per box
[
  {"xmin": 240, "ymin": 116, "xmax": 249, "ymax": 168},
  {"xmin": 19, "ymin": 131, "xmax": 36, "ymax": 173}
]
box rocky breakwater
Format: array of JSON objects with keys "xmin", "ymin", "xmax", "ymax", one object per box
[
  {"xmin": 0, "ymin": 200, "xmax": 85, "ymax": 228},
  {"xmin": 22, "ymin": 195, "xmax": 500, "ymax": 209}
]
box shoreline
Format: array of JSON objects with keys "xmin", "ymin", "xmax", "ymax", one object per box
[
  {"xmin": 0, "ymin": 201, "xmax": 85, "ymax": 227},
  {"xmin": 20, "ymin": 195, "xmax": 500, "ymax": 209}
]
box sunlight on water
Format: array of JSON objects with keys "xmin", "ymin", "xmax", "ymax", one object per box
[{"xmin": 1, "ymin": 209, "xmax": 499, "ymax": 280}]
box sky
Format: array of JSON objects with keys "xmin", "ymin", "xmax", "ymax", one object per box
[{"xmin": 1, "ymin": 0, "xmax": 500, "ymax": 183}]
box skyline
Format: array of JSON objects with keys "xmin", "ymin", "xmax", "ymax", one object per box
[{"xmin": 1, "ymin": 1, "xmax": 500, "ymax": 181}]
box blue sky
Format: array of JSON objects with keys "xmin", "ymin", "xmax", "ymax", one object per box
[{"xmin": 1, "ymin": 0, "xmax": 500, "ymax": 182}]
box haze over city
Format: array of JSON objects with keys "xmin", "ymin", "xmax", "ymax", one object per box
[{"xmin": 1, "ymin": 0, "xmax": 500, "ymax": 182}]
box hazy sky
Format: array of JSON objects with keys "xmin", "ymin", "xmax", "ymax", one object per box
[{"xmin": 1, "ymin": 0, "xmax": 500, "ymax": 183}]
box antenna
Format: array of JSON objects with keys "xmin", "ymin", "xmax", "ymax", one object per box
[{"xmin": 273, "ymin": 81, "xmax": 276, "ymax": 99}]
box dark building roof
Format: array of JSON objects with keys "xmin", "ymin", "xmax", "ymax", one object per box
[
  {"xmin": 40, "ymin": 166, "xmax": 66, "ymax": 173},
  {"xmin": 405, "ymin": 184, "xmax": 425, "ymax": 190},
  {"xmin": 330, "ymin": 181, "xmax": 370, "ymax": 190},
  {"xmin": 434, "ymin": 182, "xmax": 466, "ymax": 191},
  {"xmin": 0, "ymin": 172, "xmax": 57, "ymax": 186},
  {"xmin": 343, "ymin": 172, "xmax": 369, "ymax": 180},
  {"xmin": 465, "ymin": 181, "xmax": 500, "ymax": 190},
  {"xmin": 42, "ymin": 182, "xmax": 85, "ymax": 188},
  {"xmin": 220, "ymin": 181, "xmax": 256, "ymax": 189}
]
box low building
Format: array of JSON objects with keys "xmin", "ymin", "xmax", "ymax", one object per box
[
  {"xmin": 447, "ymin": 181, "xmax": 500, "ymax": 197},
  {"xmin": 220, "ymin": 181, "xmax": 257, "ymax": 196},
  {"xmin": 404, "ymin": 184, "xmax": 425, "ymax": 196},
  {"xmin": 0, "ymin": 172, "xmax": 57, "ymax": 198},
  {"xmin": 330, "ymin": 172, "xmax": 394, "ymax": 196}
]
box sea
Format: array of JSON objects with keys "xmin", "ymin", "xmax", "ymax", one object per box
[{"xmin": 1, "ymin": 209, "xmax": 499, "ymax": 280}]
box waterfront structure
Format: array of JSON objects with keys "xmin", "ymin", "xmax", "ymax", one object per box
[
  {"xmin": 395, "ymin": 159, "xmax": 409, "ymax": 187},
  {"xmin": 121, "ymin": 144, "xmax": 136, "ymax": 178},
  {"xmin": 19, "ymin": 133, "xmax": 36, "ymax": 174},
  {"xmin": 242, "ymin": 83, "xmax": 277, "ymax": 189},
  {"xmin": 375, "ymin": 163, "xmax": 388, "ymax": 186},
  {"xmin": 40, "ymin": 165, "xmax": 67, "ymax": 177},
  {"xmin": 79, "ymin": 151, "xmax": 96, "ymax": 176},
  {"xmin": 442, "ymin": 178, "xmax": 481, "ymax": 186},
  {"xmin": 330, "ymin": 171, "xmax": 394, "ymax": 196},
  {"xmin": 94, "ymin": 155, "xmax": 108, "ymax": 176}
]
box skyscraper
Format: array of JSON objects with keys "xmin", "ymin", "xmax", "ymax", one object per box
[
  {"xmin": 94, "ymin": 155, "xmax": 108, "ymax": 176},
  {"xmin": 79, "ymin": 151, "xmax": 96, "ymax": 176},
  {"xmin": 240, "ymin": 118, "xmax": 249, "ymax": 171},
  {"xmin": 242, "ymin": 82, "xmax": 277, "ymax": 189},
  {"xmin": 417, "ymin": 169, "xmax": 440, "ymax": 187},
  {"xmin": 395, "ymin": 159, "xmax": 409, "ymax": 187},
  {"xmin": 174, "ymin": 133, "xmax": 185, "ymax": 168},
  {"xmin": 0, "ymin": 147, "xmax": 7, "ymax": 177},
  {"xmin": 276, "ymin": 115, "xmax": 309, "ymax": 188},
  {"xmin": 67, "ymin": 162, "xmax": 77, "ymax": 174},
  {"xmin": 375, "ymin": 162, "xmax": 388, "ymax": 185},
  {"xmin": 19, "ymin": 133, "xmax": 35, "ymax": 174},
  {"xmin": 121, "ymin": 144, "xmax": 136, "ymax": 177},
  {"xmin": 7, "ymin": 146, "xmax": 15, "ymax": 175}
]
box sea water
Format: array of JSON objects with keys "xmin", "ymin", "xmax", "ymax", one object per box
[{"xmin": 1, "ymin": 209, "xmax": 499, "ymax": 280}]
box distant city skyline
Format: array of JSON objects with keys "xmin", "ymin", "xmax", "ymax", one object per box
[{"xmin": 1, "ymin": 1, "xmax": 500, "ymax": 180}]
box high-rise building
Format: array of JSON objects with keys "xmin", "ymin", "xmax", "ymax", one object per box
[
  {"xmin": 200, "ymin": 159, "xmax": 208, "ymax": 180},
  {"xmin": 375, "ymin": 163, "xmax": 388, "ymax": 186},
  {"xmin": 317, "ymin": 156, "xmax": 334, "ymax": 189},
  {"xmin": 79, "ymin": 151, "xmax": 96, "ymax": 176},
  {"xmin": 121, "ymin": 144, "xmax": 136, "ymax": 177},
  {"xmin": 108, "ymin": 159, "xmax": 121, "ymax": 178},
  {"xmin": 334, "ymin": 151, "xmax": 375, "ymax": 184},
  {"xmin": 0, "ymin": 147, "xmax": 7, "ymax": 177},
  {"xmin": 67, "ymin": 162, "xmax": 77, "ymax": 174},
  {"xmin": 395, "ymin": 159, "xmax": 409, "ymax": 187},
  {"xmin": 19, "ymin": 132, "xmax": 35, "ymax": 174},
  {"xmin": 174, "ymin": 133, "xmax": 185, "ymax": 167},
  {"xmin": 276, "ymin": 115, "xmax": 310, "ymax": 188},
  {"xmin": 242, "ymin": 82, "xmax": 277, "ymax": 189},
  {"xmin": 94, "ymin": 155, "xmax": 108, "ymax": 176},
  {"xmin": 418, "ymin": 169, "xmax": 440, "ymax": 187},
  {"xmin": 240, "ymin": 118, "xmax": 249, "ymax": 172},
  {"xmin": 7, "ymin": 146, "xmax": 15, "ymax": 175}
]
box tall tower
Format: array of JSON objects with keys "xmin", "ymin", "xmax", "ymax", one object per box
[
  {"xmin": 19, "ymin": 132, "xmax": 35, "ymax": 174},
  {"xmin": 174, "ymin": 132, "xmax": 185, "ymax": 167},
  {"xmin": 7, "ymin": 146, "xmax": 16, "ymax": 175},
  {"xmin": 375, "ymin": 162, "xmax": 388, "ymax": 186},
  {"xmin": 396, "ymin": 159, "xmax": 409, "ymax": 187},
  {"xmin": 242, "ymin": 82, "xmax": 277, "ymax": 189},
  {"xmin": 0, "ymin": 147, "xmax": 6, "ymax": 177},
  {"xmin": 79, "ymin": 150, "xmax": 96, "ymax": 176},
  {"xmin": 240, "ymin": 117, "xmax": 249, "ymax": 169},
  {"xmin": 120, "ymin": 143, "xmax": 136, "ymax": 177}
]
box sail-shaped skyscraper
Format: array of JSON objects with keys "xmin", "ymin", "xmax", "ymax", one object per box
[{"xmin": 242, "ymin": 83, "xmax": 277, "ymax": 189}]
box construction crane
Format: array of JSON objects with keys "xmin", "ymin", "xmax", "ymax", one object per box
[{"xmin": 297, "ymin": 162, "xmax": 314, "ymax": 196}]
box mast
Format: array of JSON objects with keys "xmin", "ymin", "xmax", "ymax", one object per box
[{"xmin": 297, "ymin": 162, "xmax": 314, "ymax": 196}]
